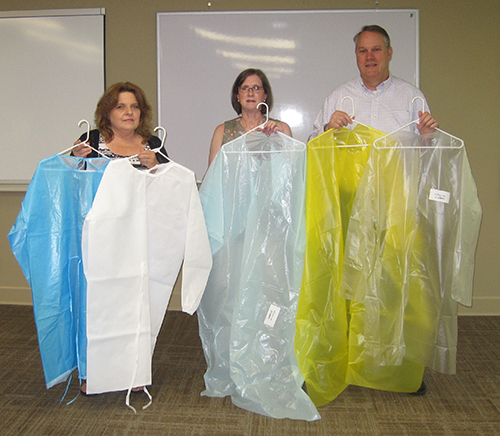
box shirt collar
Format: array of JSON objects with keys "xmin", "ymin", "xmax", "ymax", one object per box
[{"xmin": 359, "ymin": 74, "xmax": 393, "ymax": 94}]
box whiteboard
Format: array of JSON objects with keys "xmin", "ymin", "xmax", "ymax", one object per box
[
  {"xmin": 157, "ymin": 9, "xmax": 419, "ymax": 181},
  {"xmin": 0, "ymin": 9, "xmax": 105, "ymax": 188}
]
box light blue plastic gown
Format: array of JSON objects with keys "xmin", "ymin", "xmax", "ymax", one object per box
[
  {"xmin": 198, "ymin": 131, "xmax": 320, "ymax": 421},
  {"xmin": 8, "ymin": 155, "xmax": 110, "ymax": 388}
]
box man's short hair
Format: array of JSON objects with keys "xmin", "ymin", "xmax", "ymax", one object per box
[{"xmin": 353, "ymin": 25, "xmax": 391, "ymax": 50}]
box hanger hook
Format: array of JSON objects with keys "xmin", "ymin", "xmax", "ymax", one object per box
[
  {"xmin": 411, "ymin": 96, "xmax": 425, "ymax": 114},
  {"xmin": 154, "ymin": 126, "xmax": 167, "ymax": 149},
  {"xmin": 341, "ymin": 96, "xmax": 355, "ymax": 118},
  {"xmin": 257, "ymin": 102, "xmax": 269, "ymax": 124},
  {"xmin": 78, "ymin": 119, "xmax": 90, "ymax": 144}
]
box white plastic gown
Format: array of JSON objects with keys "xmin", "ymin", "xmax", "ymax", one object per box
[
  {"xmin": 8, "ymin": 155, "xmax": 110, "ymax": 388},
  {"xmin": 197, "ymin": 131, "xmax": 320, "ymax": 421},
  {"xmin": 341, "ymin": 128, "xmax": 482, "ymax": 390},
  {"xmin": 82, "ymin": 159, "xmax": 212, "ymax": 395}
]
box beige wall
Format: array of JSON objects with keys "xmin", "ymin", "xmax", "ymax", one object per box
[{"xmin": 1, "ymin": 0, "xmax": 499, "ymax": 314}]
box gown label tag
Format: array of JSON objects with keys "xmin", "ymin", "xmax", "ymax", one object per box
[
  {"xmin": 429, "ymin": 188, "xmax": 450, "ymax": 204},
  {"xmin": 264, "ymin": 304, "xmax": 281, "ymax": 328}
]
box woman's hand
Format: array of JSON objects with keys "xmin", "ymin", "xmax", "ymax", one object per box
[
  {"xmin": 138, "ymin": 149, "xmax": 159, "ymax": 169},
  {"xmin": 72, "ymin": 140, "xmax": 92, "ymax": 157},
  {"xmin": 261, "ymin": 120, "xmax": 293, "ymax": 137},
  {"xmin": 261, "ymin": 120, "xmax": 281, "ymax": 135}
]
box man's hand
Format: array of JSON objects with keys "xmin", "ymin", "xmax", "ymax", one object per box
[
  {"xmin": 325, "ymin": 110, "xmax": 354, "ymax": 131},
  {"xmin": 417, "ymin": 111, "xmax": 438, "ymax": 134}
]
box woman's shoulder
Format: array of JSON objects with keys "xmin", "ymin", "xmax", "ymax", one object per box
[
  {"xmin": 147, "ymin": 135, "xmax": 162, "ymax": 148},
  {"xmin": 272, "ymin": 119, "xmax": 292, "ymax": 137},
  {"xmin": 147, "ymin": 134, "xmax": 169, "ymax": 162},
  {"xmin": 79, "ymin": 128, "xmax": 99, "ymax": 138},
  {"xmin": 221, "ymin": 117, "xmax": 245, "ymax": 145},
  {"xmin": 78, "ymin": 129, "xmax": 100, "ymax": 145},
  {"xmin": 223, "ymin": 117, "xmax": 241, "ymax": 127}
]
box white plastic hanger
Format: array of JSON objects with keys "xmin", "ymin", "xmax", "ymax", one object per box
[
  {"xmin": 381, "ymin": 96, "xmax": 424, "ymax": 136},
  {"xmin": 334, "ymin": 96, "xmax": 374, "ymax": 148},
  {"xmin": 246, "ymin": 101, "xmax": 269, "ymax": 134},
  {"xmin": 127, "ymin": 126, "xmax": 169, "ymax": 164},
  {"xmin": 151, "ymin": 126, "xmax": 170, "ymax": 161},
  {"xmin": 58, "ymin": 120, "xmax": 108, "ymax": 158},
  {"xmin": 340, "ymin": 96, "xmax": 372, "ymax": 129},
  {"xmin": 226, "ymin": 102, "xmax": 302, "ymax": 154},
  {"xmin": 373, "ymin": 97, "xmax": 464, "ymax": 149}
]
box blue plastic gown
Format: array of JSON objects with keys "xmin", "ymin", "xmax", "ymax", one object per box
[
  {"xmin": 197, "ymin": 131, "xmax": 320, "ymax": 421},
  {"xmin": 8, "ymin": 155, "xmax": 110, "ymax": 388}
]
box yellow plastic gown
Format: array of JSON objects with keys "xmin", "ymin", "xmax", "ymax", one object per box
[
  {"xmin": 341, "ymin": 128, "xmax": 482, "ymax": 391},
  {"xmin": 295, "ymin": 124, "xmax": 385, "ymax": 406}
]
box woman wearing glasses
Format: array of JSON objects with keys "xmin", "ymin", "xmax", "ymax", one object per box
[{"xmin": 208, "ymin": 68, "xmax": 292, "ymax": 166}]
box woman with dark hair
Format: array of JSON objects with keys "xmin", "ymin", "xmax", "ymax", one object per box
[
  {"xmin": 208, "ymin": 68, "xmax": 291, "ymax": 165},
  {"xmin": 73, "ymin": 82, "xmax": 168, "ymax": 168},
  {"xmin": 10, "ymin": 82, "xmax": 211, "ymax": 407},
  {"xmin": 72, "ymin": 82, "xmax": 170, "ymax": 397},
  {"xmin": 198, "ymin": 69, "xmax": 319, "ymax": 420}
]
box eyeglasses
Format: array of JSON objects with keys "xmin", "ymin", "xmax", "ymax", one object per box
[{"xmin": 239, "ymin": 85, "xmax": 264, "ymax": 93}]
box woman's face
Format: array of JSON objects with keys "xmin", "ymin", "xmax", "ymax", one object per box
[
  {"xmin": 238, "ymin": 74, "xmax": 267, "ymax": 112},
  {"xmin": 109, "ymin": 92, "xmax": 141, "ymax": 133}
]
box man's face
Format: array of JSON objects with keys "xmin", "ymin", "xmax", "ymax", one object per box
[{"xmin": 355, "ymin": 31, "xmax": 393, "ymax": 89}]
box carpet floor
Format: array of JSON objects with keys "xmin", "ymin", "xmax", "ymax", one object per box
[{"xmin": 1, "ymin": 305, "xmax": 499, "ymax": 435}]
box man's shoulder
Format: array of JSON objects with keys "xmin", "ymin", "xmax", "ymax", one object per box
[{"xmin": 389, "ymin": 75, "xmax": 421, "ymax": 92}]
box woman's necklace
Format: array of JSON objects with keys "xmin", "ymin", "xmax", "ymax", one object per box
[{"xmin": 107, "ymin": 134, "xmax": 144, "ymax": 156}]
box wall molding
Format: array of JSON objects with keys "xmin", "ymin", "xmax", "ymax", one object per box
[
  {"xmin": 1, "ymin": 287, "xmax": 497, "ymax": 315},
  {"xmin": 0, "ymin": 286, "xmax": 31, "ymax": 305},
  {"xmin": 458, "ymin": 296, "xmax": 500, "ymax": 316},
  {"xmin": 0, "ymin": 285, "xmax": 183, "ymax": 310}
]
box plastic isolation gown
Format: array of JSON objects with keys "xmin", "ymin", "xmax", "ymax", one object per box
[
  {"xmin": 341, "ymin": 128, "xmax": 482, "ymax": 391},
  {"xmin": 198, "ymin": 131, "xmax": 320, "ymax": 421},
  {"xmin": 8, "ymin": 155, "xmax": 110, "ymax": 388},
  {"xmin": 294, "ymin": 124, "xmax": 386, "ymax": 406},
  {"xmin": 82, "ymin": 159, "xmax": 212, "ymax": 394}
]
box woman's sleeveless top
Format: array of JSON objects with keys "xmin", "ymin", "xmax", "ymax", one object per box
[{"xmin": 222, "ymin": 117, "xmax": 280, "ymax": 146}]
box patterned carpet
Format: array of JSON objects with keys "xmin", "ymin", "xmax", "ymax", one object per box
[{"xmin": 1, "ymin": 305, "xmax": 499, "ymax": 435}]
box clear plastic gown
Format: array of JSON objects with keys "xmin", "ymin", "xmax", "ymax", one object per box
[
  {"xmin": 198, "ymin": 131, "xmax": 320, "ymax": 421},
  {"xmin": 341, "ymin": 128, "xmax": 482, "ymax": 389}
]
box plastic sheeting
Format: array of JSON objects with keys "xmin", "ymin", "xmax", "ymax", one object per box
[
  {"xmin": 8, "ymin": 155, "xmax": 110, "ymax": 388},
  {"xmin": 82, "ymin": 159, "xmax": 212, "ymax": 394},
  {"xmin": 198, "ymin": 131, "xmax": 320, "ymax": 421},
  {"xmin": 294, "ymin": 124, "xmax": 386, "ymax": 406},
  {"xmin": 341, "ymin": 128, "xmax": 482, "ymax": 389}
]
